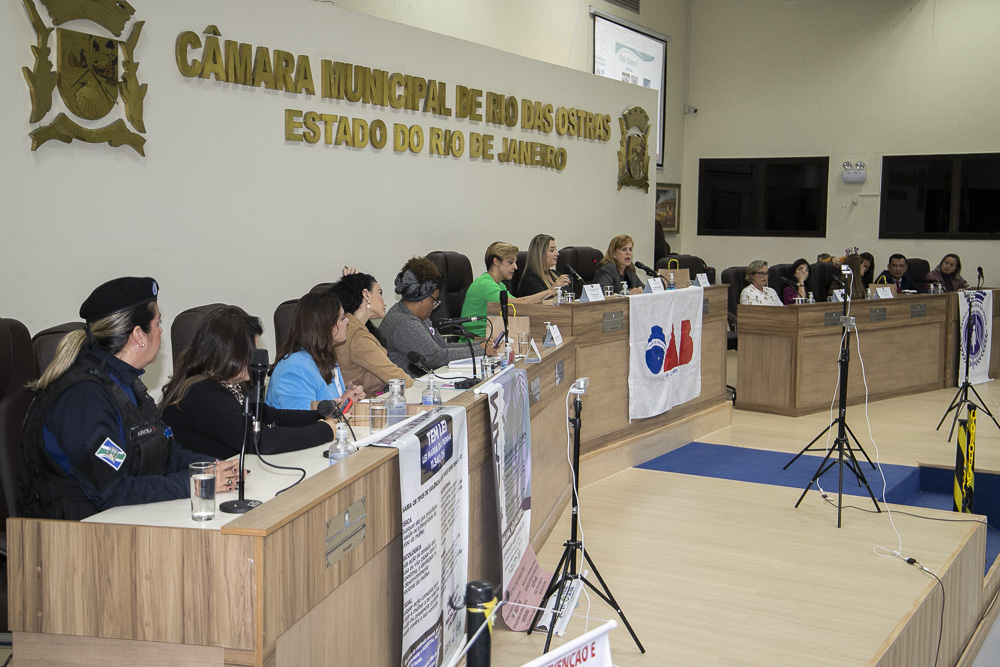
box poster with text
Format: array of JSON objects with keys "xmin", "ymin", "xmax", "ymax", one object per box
[{"xmin": 382, "ymin": 407, "xmax": 469, "ymax": 667}]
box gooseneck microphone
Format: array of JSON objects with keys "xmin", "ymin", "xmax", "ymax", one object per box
[
  {"xmin": 633, "ymin": 261, "xmax": 659, "ymax": 278},
  {"xmin": 778, "ymin": 276, "xmax": 800, "ymax": 289},
  {"xmin": 562, "ymin": 265, "xmax": 584, "ymax": 282},
  {"xmin": 499, "ymin": 290, "xmax": 510, "ymax": 332},
  {"xmin": 436, "ymin": 315, "xmax": 484, "ymax": 326},
  {"xmin": 978, "ymin": 266, "xmax": 984, "ymax": 288},
  {"xmin": 407, "ymin": 350, "xmax": 434, "ymax": 376},
  {"xmin": 220, "ymin": 348, "xmax": 268, "ymax": 514}
]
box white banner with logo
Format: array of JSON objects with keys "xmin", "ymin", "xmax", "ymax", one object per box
[
  {"xmin": 380, "ymin": 407, "xmax": 469, "ymax": 667},
  {"xmin": 628, "ymin": 288, "xmax": 704, "ymax": 419},
  {"xmin": 479, "ymin": 368, "xmax": 551, "ymax": 630},
  {"xmin": 959, "ymin": 290, "xmax": 993, "ymax": 385},
  {"xmin": 518, "ymin": 620, "xmax": 617, "ymax": 667}
]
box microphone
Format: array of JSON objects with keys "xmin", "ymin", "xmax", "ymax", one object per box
[
  {"xmin": 829, "ymin": 275, "xmax": 846, "ymax": 288},
  {"xmin": 499, "ymin": 291, "xmax": 509, "ymax": 331},
  {"xmin": 248, "ymin": 348, "xmax": 269, "ymax": 442},
  {"xmin": 436, "ymin": 315, "xmax": 484, "ymax": 326},
  {"xmin": 978, "ymin": 266, "xmax": 984, "ymax": 287},
  {"xmin": 562, "ymin": 265, "xmax": 584, "ymax": 282},
  {"xmin": 317, "ymin": 398, "xmax": 350, "ymax": 421},
  {"xmin": 634, "ymin": 261, "xmax": 659, "ymax": 278},
  {"xmin": 407, "ymin": 350, "xmax": 434, "ymax": 376},
  {"xmin": 778, "ymin": 276, "xmax": 799, "ymax": 289}
]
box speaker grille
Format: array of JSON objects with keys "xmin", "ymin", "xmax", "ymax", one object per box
[{"xmin": 606, "ymin": 0, "xmax": 640, "ymax": 14}]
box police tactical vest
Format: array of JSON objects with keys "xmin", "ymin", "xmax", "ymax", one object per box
[{"xmin": 17, "ymin": 351, "xmax": 171, "ymax": 520}]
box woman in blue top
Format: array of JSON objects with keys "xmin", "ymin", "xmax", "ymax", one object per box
[{"xmin": 266, "ymin": 291, "xmax": 366, "ymax": 412}]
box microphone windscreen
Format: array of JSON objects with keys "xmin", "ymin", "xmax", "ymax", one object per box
[
  {"xmin": 316, "ymin": 400, "xmax": 335, "ymax": 417},
  {"xmin": 251, "ymin": 347, "xmax": 269, "ymax": 367}
]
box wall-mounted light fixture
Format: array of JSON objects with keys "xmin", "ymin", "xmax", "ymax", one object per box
[{"xmin": 842, "ymin": 160, "xmax": 866, "ymax": 184}]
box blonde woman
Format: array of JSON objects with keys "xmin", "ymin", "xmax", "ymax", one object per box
[
  {"xmin": 595, "ymin": 234, "xmax": 644, "ymax": 294},
  {"xmin": 17, "ymin": 276, "xmax": 238, "ymax": 520},
  {"xmin": 518, "ymin": 234, "xmax": 571, "ymax": 297}
]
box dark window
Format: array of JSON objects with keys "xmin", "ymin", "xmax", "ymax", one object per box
[
  {"xmin": 880, "ymin": 153, "xmax": 1000, "ymax": 238},
  {"xmin": 698, "ymin": 158, "xmax": 828, "ymax": 237}
]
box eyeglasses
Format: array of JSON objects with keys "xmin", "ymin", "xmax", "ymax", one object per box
[{"xmin": 753, "ymin": 271, "xmax": 768, "ymax": 277}]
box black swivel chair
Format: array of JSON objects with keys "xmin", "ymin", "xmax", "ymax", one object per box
[
  {"xmin": 1, "ymin": 317, "xmax": 36, "ymax": 635},
  {"xmin": 720, "ymin": 266, "xmax": 747, "ymax": 352},
  {"xmin": 807, "ymin": 262, "xmax": 839, "ymax": 303},
  {"xmin": 657, "ymin": 254, "xmax": 717, "ymax": 285},
  {"xmin": 31, "ymin": 322, "xmax": 86, "ymax": 377},
  {"xmin": 559, "ymin": 246, "xmax": 603, "ymax": 296},
  {"xmin": 768, "ymin": 264, "xmax": 792, "ymax": 300},
  {"xmin": 907, "ymin": 257, "xmax": 931, "ymax": 291},
  {"xmin": 426, "ymin": 250, "xmax": 474, "ymax": 328},
  {"xmin": 507, "ymin": 250, "xmax": 529, "ymax": 297},
  {"xmin": 170, "ymin": 303, "xmax": 228, "ymax": 366}
]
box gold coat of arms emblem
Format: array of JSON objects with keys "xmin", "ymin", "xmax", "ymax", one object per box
[
  {"xmin": 617, "ymin": 106, "xmax": 650, "ymax": 192},
  {"xmin": 21, "ymin": 0, "xmax": 147, "ymax": 155}
]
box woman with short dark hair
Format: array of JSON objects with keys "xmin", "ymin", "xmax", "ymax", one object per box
[
  {"xmin": 329, "ymin": 272, "xmax": 413, "ymax": 395},
  {"xmin": 161, "ymin": 306, "xmax": 336, "ymax": 460},
  {"xmin": 782, "ymin": 259, "xmax": 810, "ymax": 305}
]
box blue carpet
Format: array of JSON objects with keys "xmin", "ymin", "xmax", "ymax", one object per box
[{"xmin": 638, "ymin": 442, "xmax": 1000, "ymax": 574}]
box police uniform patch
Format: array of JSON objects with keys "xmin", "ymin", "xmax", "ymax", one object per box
[{"xmin": 95, "ymin": 437, "xmax": 127, "ymax": 470}]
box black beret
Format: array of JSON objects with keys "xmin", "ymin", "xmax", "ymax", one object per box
[{"xmin": 79, "ymin": 276, "xmax": 159, "ymax": 322}]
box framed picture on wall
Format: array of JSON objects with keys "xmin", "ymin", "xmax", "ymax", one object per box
[{"xmin": 656, "ymin": 183, "xmax": 680, "ymax": 233}]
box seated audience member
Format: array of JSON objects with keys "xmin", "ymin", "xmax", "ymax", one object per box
[
  {"xmin": 16, "ymin": 277, "xmax": 238, "ymax": 520},
  {"xmin": 859, "ymin": 252, "xmax": 875, "ymax": 288},
  {"xmin": 925, "ymin": 253, "xmax": 969, "ymax": 292},
  {"xmin": 161, "ymin": 307, "xmax": 336, "ymax": 461},
  {"xmin": 266, "ymin": 291, "xmax": 366, "ymax": 411},
  {"xmin": 817, "ymin": 253, "xmax": 834, "ymax": 263},
  {"xmin": 740, "ymin": 260, "xmax": 783, "ymax": 306},
  {"xmin": 518, "ymin": 234, "xmax": 571, "ymax": 298},
  {"xmin": 461, "ymin": 241, "xmax": 558, "ymax": 337},
  {"xmin": 382, "ymin": 256, "xmax": 491, "ymax": 377},
  {"xmin": 595, "ymin": 234, "xmax": 644, "ymax": 295},
  {"xmin": 781, "ymin": 259, "xmax": 810, "ymax": 305},
  {"xmin": 875, "ymin": 254, "xmax": 922, "ymax": 292},
  {"xmin": 839, "ymin": 254, "xmax": 867, "ymax": 299},
  {"xmin": 329, "ymin": 273, "xmax": 413, "ymax": 395}
]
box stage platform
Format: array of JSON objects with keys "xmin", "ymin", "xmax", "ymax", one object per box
[{"xmin": 490, "ymin": 467, "xmax": 986, "ymax": 666}]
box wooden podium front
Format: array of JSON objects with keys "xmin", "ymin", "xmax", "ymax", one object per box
[{"xmin": 736, "ymin": 294, "xmax": 951, "ymax": 416}]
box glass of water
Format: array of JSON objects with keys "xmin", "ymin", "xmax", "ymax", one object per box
[
  {"xmin": 369, "ymin": 396, "xmax": 387, "ymax": 431},
  {"xmin": 190, "ymin": 462, "xmax": 216, "ymax": 521}
]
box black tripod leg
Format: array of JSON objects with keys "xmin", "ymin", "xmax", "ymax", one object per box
[
  {"xmin": 937, "ymin": 384, "xmax": 966, "ymax": 431},
  {"xmin": 580, "ymin": 549, "xmax": 646, "ymax": 653},
  {"xmin": 843, "ymin": 423, "xmax": 875, "ymax": 469},
  {"xmin": 841, "ymin": 449, "xmax": 881, "ymax": 511},
  {"xmin": 784, "ymin": 421, "xmax": 834, "ymax": 469},
  {"xmin": 795, "ymin": 446, "xmax": 839, "ymax": 507},
  {"xmin": 947, "ymin": 390, "xmax": 967, "ymax": 441},
  {"xmin": 528, "ymin": 544, "xmax": 571, "ymax": 637}
]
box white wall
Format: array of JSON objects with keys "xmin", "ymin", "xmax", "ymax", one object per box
[
  {"xmin": 1, "ymin": 0, "xmax": 657, "ymax": 390},
  {"xmin": 679, "ymin": 0, "xmax": 1000, "ymax": 276}
]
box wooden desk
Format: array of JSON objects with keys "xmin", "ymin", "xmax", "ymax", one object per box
[
  {"xmin": 7, "ymin": 344, "xmax": 574, "ymax": 667},
  {"xmin": 736, "ymin": 294, "xmax": 949, "ymax": 416},
  {"xmin": 491, "ymin": 285, "xmax": 731, "ymax": 481}
]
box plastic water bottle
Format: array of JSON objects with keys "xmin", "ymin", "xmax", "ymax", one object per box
[
  {"xmin": 667, "ymin": 273, "xmax": 676, "ymax": 290},
  {"xmin": 554, "ymin": 286, "xmax": 563, "ymax": 304},
  {"xmin": 421, "ymin": 377, "xmax": 442, "ymax": 405},
  {"xmin": 807, "ymin": 292, "xmax": 815, "ymax": 304},
  {"xmin": 329, "ymin": 422, "xmax": 356, "ymax": 465},
  {"xmin": 386, "ymin": 378, "xmax": 407, "ymax": 425}
]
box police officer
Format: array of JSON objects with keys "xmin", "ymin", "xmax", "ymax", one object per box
[{"xmin": 17, "ymin": 276, "xmax": 240, "ymax": 520}]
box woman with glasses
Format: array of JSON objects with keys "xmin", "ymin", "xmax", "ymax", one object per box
[
  {"xmin": 265, "ymin": 291, "xmax": 366, "ymax": 411},
  {"xmin": 380, "ymin": 256, "xmax": 490, "ymax": 378},
  {"xmin": 740, "ymin": 260, "xmax": 783, "ymax": 306}
]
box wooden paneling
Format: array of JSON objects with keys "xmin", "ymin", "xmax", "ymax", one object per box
[
  {"xmin": 8, "ymin": 519, "xmax": 255, "ymax": 648},
  {"xmin": 12, "ymin": 632, "xmax": 227, "ymax": 667},
  {"xmin": 738, "ymin": 295, "xmax": 957, "ymax": 416}
]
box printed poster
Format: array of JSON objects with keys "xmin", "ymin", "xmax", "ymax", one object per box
[
  {"xmin": 380, "ymin": 407, "xmax": 469, "ymax": 667},
  {"xmin": 959, "ymin": 290, "xmax": 993, "ymax": 385}
]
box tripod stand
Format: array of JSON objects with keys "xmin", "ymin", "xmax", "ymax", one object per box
[
  {"xmin": 937, "ymin": 290, "xmax": 1000, "ymax": 441},
  {"xmin": 527, "ymin": 382, "xmax": 644, "ymax": 654},
  {"xmin": 785, "ymin": 291, "xmax": 880, "ymax": 526}
]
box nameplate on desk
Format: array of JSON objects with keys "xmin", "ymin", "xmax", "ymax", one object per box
[
  {"xmin": 326, "ymin": 497, "xmax": 367, "ymax": 568},
  {"xmin": 580, "ymin": 284, "xmax": 605, "ymax": 302},
  {"xmin": 696, "ymin": 273, "xmax": 710, "ymax": 287},
  {"xmin": 875, "ymin": 286, "xmax": 894, "ymax": 299},
  {"xmin": 643, "ymin": 278, "xmax": 665, "ymax": 294},
  {"xmin": 543, "ymin": 324, "xmax": 563, "ymax": 346},
  {"xmin": 910, "ymin": 304, "xmax": 927, "ymax": 318},
  {"xmin": 869, "ymin": 307, "xmax": 886, "ymax": 323},
  {"xmin": 602, "ymin": 311, "xmax": 624, "ymax": 333}
]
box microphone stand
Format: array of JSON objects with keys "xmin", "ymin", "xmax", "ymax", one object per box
[
  {"xmin": 527, "ymin": 384, "xmax": 644, "ymax": 654},
  {"xmin": 219, "ymin": 393, "xmax": 263, "ymax": 514},
  {"xmin": 784, "ymin": 285, "xmax": 879, "ymax": 526}
]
